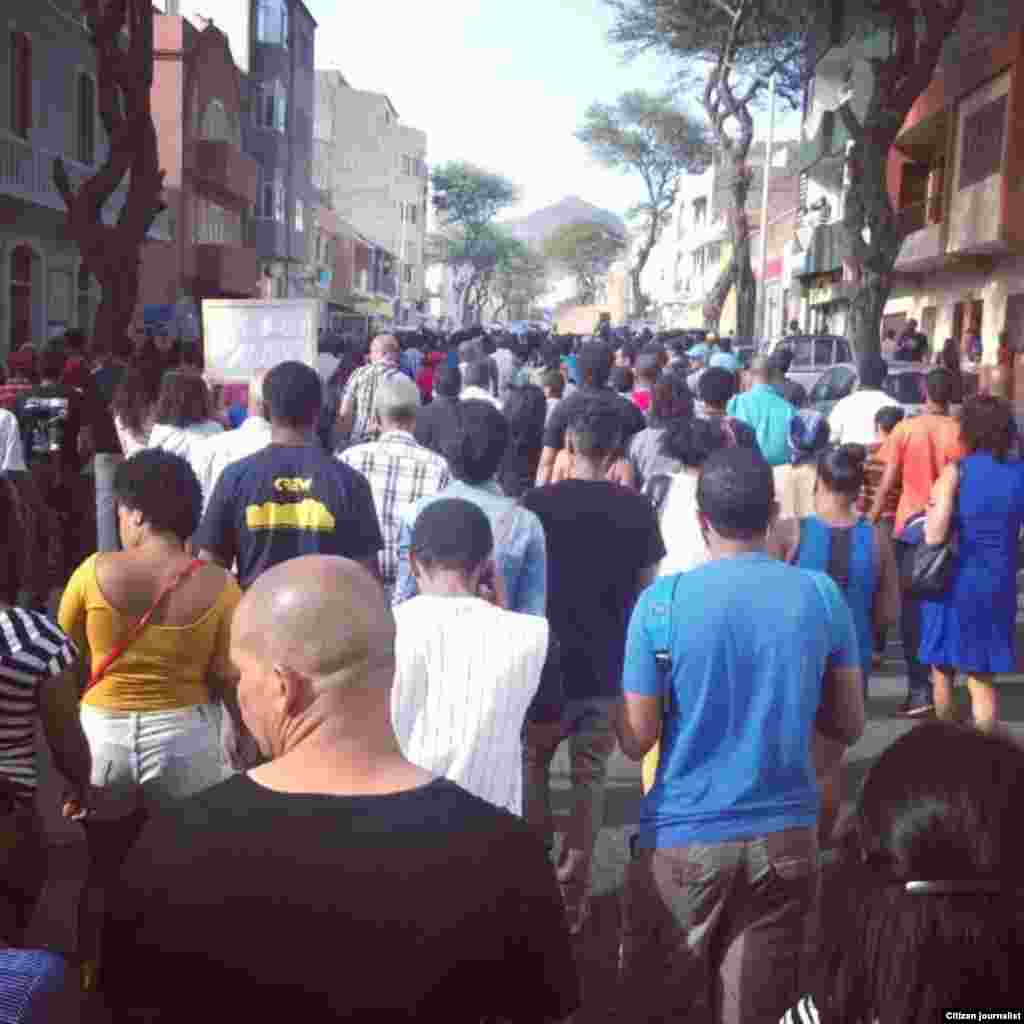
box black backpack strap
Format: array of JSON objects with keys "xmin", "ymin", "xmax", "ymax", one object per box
[{"xmin": 827, "ymin": 525, "xmax": 853, "ymax": 593}]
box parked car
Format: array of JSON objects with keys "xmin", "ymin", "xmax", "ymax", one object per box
[
  {"xmin": 809, "ymin": 362, "xmax": 980, "ymax": 418},
  {"xmin": 765, "ymin": 335, "xmax": 855, "ymax": 394}
]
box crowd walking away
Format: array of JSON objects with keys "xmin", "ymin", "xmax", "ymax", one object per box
[{"xmin": 0, "ymin": 322, "xmax": 1024, "ymax": 1019}]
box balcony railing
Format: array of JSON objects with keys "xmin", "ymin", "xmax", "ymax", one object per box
[{"xmin": 0, "ymin": 137, "xmax": 127, "ymax": 223}]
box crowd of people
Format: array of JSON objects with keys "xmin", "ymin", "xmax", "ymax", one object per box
[{"xmin": 0, "ymin": 319, "xmax": 1021, "ymax": 1020}]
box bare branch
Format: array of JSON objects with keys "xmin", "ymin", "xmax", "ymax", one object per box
[{"xmin": 836, "ymin": 101, "xmax": 863, "ymax": 144}]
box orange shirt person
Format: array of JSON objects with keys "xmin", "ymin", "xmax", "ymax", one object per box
[{"xmin": 868, "ymin": 368, "xmax": 964, "ymax": 534}]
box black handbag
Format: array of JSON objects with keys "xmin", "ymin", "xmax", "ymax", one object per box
[{"xmin": 907, "ymin": 532, "xmax": 957, "ymax": 598}]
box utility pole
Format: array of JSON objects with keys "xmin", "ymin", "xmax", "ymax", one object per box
[{"xmin": 758, "ymin": 71, "xmax": 777, "ymax": 340}]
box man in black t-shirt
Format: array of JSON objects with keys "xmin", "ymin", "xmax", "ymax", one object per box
[
  {"xmin": 196, "ymin": 362, "xmax": 383, "ymax": 589},
  {"xmin": 523, "ymin": 400, "xmax": 665, "ymax": 935},
  {"xmin": 536, "ymin": 342, "xmax": 646, "ymax": 485},
  {"xmin": 103, "ymin": 557, "xmax": 580, "ymax": 1023}
]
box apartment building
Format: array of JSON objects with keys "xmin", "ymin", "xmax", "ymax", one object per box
[
  {"xmin": 315, "ymin": 73, "xmax": 428, "ymax": 322},
  {"xmin": 138, "ymin": 15, "xmax": 259, "ymax": 329},
  {"xmin": 0, "ymin": 0, "xmax": 133, "ymax": 354},
  {"xmin": 642, "ymin": 141, "xmax": 800, "ymax": 337},
  {"xmin": 797, "ymin": 0, "xmax": 1024, "ymax": 356}
]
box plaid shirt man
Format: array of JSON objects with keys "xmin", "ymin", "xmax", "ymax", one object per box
[{"xmin": 340, "ymin": 431, "xmax": 450, "ymax": 590}]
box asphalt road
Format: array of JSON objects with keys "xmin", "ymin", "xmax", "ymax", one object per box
[{"xmin": 23, "ymin": 634, "xmax": 1024, "ymax": 1021}]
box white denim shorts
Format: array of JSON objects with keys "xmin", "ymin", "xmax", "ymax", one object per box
[{"xmin": 79, "ymin": 704, "xmax": 226, "ymax": 821}]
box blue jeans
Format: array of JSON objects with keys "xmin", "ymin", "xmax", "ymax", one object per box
[{"xmin": 93, "ymin": 453, "xmax": 123, "ymax": 552}]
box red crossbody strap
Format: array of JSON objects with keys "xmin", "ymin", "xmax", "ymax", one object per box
[{"xmin": 84, "ymin": 559, "xmax": 205, "ymax": 694}]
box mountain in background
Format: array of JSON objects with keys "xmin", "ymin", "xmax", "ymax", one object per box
[{"xmin": 502, "ymin": 196, "xmax": 627, "ymax": 250}]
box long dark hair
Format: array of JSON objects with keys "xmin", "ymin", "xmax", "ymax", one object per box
[
  {"xmin": 498, "ymin": 383, "xmax": 546, "ymax": 499},
  {"xmin": 811, "ymin": 723, "xmax": 1024, "ymax": 1022},
  {"xmin": 112, "ymin": 363, "xmax": 163, "ymax": 438}
]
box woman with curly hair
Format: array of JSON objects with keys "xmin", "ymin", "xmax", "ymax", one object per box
[
  {"xmin": 147, "ymin": 370, "xmax": 223, "ymax": 462},
  {"xmin": 918, "ymin": 394, "xmax": 1024, "ymax": 731},
  {"xmin": 58, "ymin": 449, "xmax": 241, "ymax": 991}
]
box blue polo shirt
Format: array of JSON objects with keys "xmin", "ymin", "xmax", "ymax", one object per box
[
  {"xmin": 623, "ymin": 553, "xmax": 859, "ymax": 848},
  {"xmin": 726, "ymin": 384, "xmax": 796, "ymax": 466}
]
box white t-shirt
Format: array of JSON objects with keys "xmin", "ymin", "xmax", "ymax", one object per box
[
  {"xmin": 0, "ymin": 409, "xmax": 26, "ymax": 472},
  {"xmin": 657, "ymin": 471, "xmax": 710, "ymax": 577},
  {"xmin": 828, "ymin": 389, "xmax": 894, "ymax": 446},
  {"xmin": 147, "ymin": 420, "xmax": 224, "ymax": 464},
  {"xmin": 392, "ymin": 595, "xmax": 548, "ymax": 815},
  {"xmin": 190, "ymin": 415, "xmax": 272, "ymax": 511}
]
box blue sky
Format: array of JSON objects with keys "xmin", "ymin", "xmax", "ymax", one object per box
[{"xmin": 311, "ymin": 0, "xmax": 689, "ymax": 220}]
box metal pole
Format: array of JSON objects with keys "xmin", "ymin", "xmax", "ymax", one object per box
[{"xmin": 758, "ymin": 72, "xmax": 777, "ymax": 339}]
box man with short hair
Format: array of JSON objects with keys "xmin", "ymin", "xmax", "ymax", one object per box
[
  {"xmin": 536, "ymin": 343, "xmax": 645, "ymax": 485},
  {"xmin": 393, "ymin": 499, "xmax": 561, "ymax": 813},
  {"xmin": 103, "ymin": 556, "xmax": 580, "ymax": 1021},
  {"xmin": 337, "ymin": 333, "xmax": 402, "ymax": 446},
  {"xmin": 768, "ymin": 348, "xmax": 808, "ymax": 408},
  {"xmin": 396, "ymin": 400, "xmax": 547, "ymax": 617},
  {"xmin": 617, "ymin": 446, "xmax": 864, "ymax": 1023},
  {"xmin": 414, "ymin": 363, "xmax": 462, "ymax": 456},
  {"xmin": 196, "ymin": 361, "xmax": 383, "ymax": 589},
  {"xmin": 696, "ymin": 368, "xmax": 758, "ymax": 448},
  {"xmin": 492, "ymin": 333, "xmax": 522, "ymax": 397},
  {"xmin": 631, "ymin": 349, "xmax": 661, "ymax": 414},
  {"xmin": 340, "ymin": 374, "xmax": 449, "ymax": 597},
  {"xmin": 828, "ymin": 355, "xmax": 893, "ymax": 446},
  {"xmin": 869, "ymin": 367, "xmax": 964, "ymax": 717},
  {"xmin": 461, "ymin": 360, "xmax": 501, "ymax": 407},
  {"xmin": 522, "ymin": 400, "xmax": 665, "ymax": 933},
  {"xmin": 191, "ymin": 371, "xmax": 273, "ymax": 512},
  {"xmin": 708, "ymin": 336, "xmax": 740, "ymax": 373},
  {"xmin": 726, "ymin": 356, "xmax": 796, "ymax": 466}
]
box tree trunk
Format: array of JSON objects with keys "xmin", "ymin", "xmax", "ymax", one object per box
[
  {"xmin": 702, "ymin": 256, "xmax": 735, "ymax": 332},
  {"xmin": 846, "ymin": 266, "xmax": 893, "ymax": 371},
  {"xmin": 56, "ymin": 0, "xmax": 165, "ymax": 348},
  {"xmin": 630, "ymin": 214, "xmax": 660, "ymax": 319}
]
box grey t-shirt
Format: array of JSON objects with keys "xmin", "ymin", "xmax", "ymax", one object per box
[{"xmin": 628, "ymin": 428, "xmax": 681, "ymax": 489}]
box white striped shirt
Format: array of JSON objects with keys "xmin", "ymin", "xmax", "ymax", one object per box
[
  {"xmin": 392, "ymin": 596, "xmax": 549, "ymax": 815},
  {"xmin": 0, "ymin": 609, "xmax": 77, "ymax": 803},
  {"xmin": 781, "ymin": 995, "xmax": 821, "ymax": 1024}
]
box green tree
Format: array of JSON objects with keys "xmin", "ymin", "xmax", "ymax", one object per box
[
  {"xmin": 577, "ymin": 90, "xmax": 711, "ymax": 318},
  {"xmin": 608, "ymin": 0, "xmax": 807, "ymax": 335},
  {"xmin": 431, "ymin": 162, "xmax": 520, "ymax": 324},
  {"xmin": 609, "ymin": 0, "xmax": 968, "ymax": 360},
  {"xmin": 543, "ymin": 222, "xmax": 626, "ymax": 305},
  {"xmin": 491, "ymin": 244, "xmax": 549, "ymax": 321}
]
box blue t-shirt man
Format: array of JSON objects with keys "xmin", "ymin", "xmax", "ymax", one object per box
[
  {"xmin": 726, "ymin": 384, "xmax": 795, "ymax": 466},
  {"xmin": 196, "ymin": 443, "xmax": 384, "ymax": 588},
  {"xmin": 623, "ymin": 553, "xmax": 859, "ymax": 849}
]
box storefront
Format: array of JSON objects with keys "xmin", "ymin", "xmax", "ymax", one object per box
[{"xmin": 805, "ymin": 270, "xmax": 849, "ymax": 336}]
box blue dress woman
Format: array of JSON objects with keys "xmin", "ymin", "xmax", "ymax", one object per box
[{"xmin": 919, "ymin": 396, "xmax": 1024, "ymax": 730}]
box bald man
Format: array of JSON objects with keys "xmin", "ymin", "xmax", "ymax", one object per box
[
  {"xmin": 337, "ymin": 333, "xmax": 402, "ymax": 446},
  {"xmin": 103, "ymin": 557, "xmax": 580, "ymax": 1022}
]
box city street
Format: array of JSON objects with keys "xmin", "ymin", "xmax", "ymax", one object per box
[{"xmin": 23, "ymin": 629, "xmax": 1024, "ymax": 1020}]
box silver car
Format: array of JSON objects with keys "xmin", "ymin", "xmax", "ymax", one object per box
[
  {"xmin": 809, "ymin": 362, "xmax": 979, "ymax": 418},
  {"xmin": 766, "ymin": 335, "xmax": 855, "ymax": 394}
]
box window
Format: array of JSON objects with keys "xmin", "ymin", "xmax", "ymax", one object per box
[
  {"xmin": 403, "ymin": 264, "xmax": 413, "ymax": 284},
  {"xmin": 836, "ymin": 339, "xmax": 852, "ymax": 363},
  {"xmin": 256, "ymin": 0, "xmax": 288, "ymax": 46},
  {"xmin": 9, "ymin": 32, "xmax": 32, "ymax": 140},
  {"xmin": 200, "ymin": 98, "xmax": 239, "ymax": 146},
  {"xmin": 77, "ymin": 265, "xmax": 95, "ymax": 334},
  {"xmin": 693, "ymin": 197, "xmax": 708, "ymax": 227},
  {"xmin": 959, "ymin": 94, "xmax": 1007, "ymax": 190},
  {"xmin": 193, "ymin": 198, "xmax": 241, "ymax": 244},
  {"xmin": 409, "ymin": 203, "xmax": 418, "ymax": 226},
  {"xmin": 813, "ymin": 338, "xmax": 834, "ymax": 365},
  {"xmin": 75, "ymin": 73, "xmax": 95, "ymax": 163},
  {"xmin": 404, "ymin": 241, "xmax": 416, "ymax": 263},
  {"xmin": 294, "ymin": 198, "xmax": 304, "ymax": 233},
  {"xmin": 256, "ymin": 171, "xmax": 285, "ymax": 222},
  {"xmin": 255, "ymin": 80, "xmax": 286, "ymax": 132}
]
